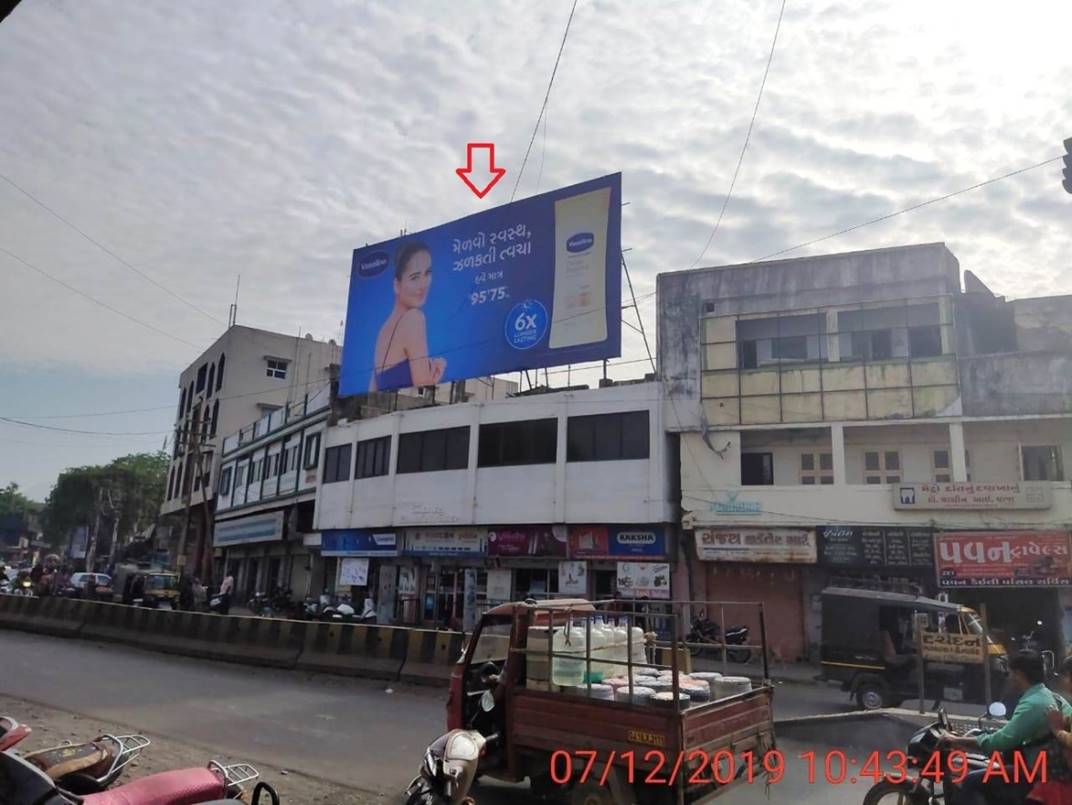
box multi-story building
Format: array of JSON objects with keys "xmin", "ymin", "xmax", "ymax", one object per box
[
  {"xmin": 314, "ymin": 380, "xmax": 676, "ymax": 628},
  {"xmin": 158, "ymin": 326, "xmax": 340, "ymax": 574},
  {"xmin": 658, "ymin": 243, "xmax": 1072, "ymax": 661}
]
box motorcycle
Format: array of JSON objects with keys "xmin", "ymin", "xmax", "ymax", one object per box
[
  {"xmin": 404, "ymin": 691, "xmax": 493, "ymax": 805},
  {"xmin": 0, "ymin": 750, "xmax": 279, "ymax": 805},
  {"xmin": 246, "ymin": 591, "xmax": 271, "ymax": 617},
  {"xmin": 321, "ymin": 594, "xmax": 356, "ymax": 623},
  {"xmin": 1, "ymin": 715, "xmax": 149, "ymax": 794},
  {"xmin": 686, "ymin": 615, "xmax": 751, "ymax": 662},
  {"xmin": 299, "ymin": 596, "xmax": 321, "ymax": 620}
]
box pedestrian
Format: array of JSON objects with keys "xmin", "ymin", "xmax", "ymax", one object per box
[
  {"xmin": 130, "ymin": 573, "xmax": 145, "ymax": 606},
  {"xmin": 218, "ymin": 569, "xmax": 234, "ymax": 615},
  {"xmin": 178, "ymin": 574, "xmax": 194, "ymax": 611},
  {"xmin": 192, "ymin": 577, "xmax": 207, "ymax": 611}
]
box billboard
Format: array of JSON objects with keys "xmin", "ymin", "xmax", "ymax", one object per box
[
  {"xmin": 340, "ymin": 174, "xmax": 622, "ymax": 394},
  {"xmin": 935, "ymin": 530, "xmax": 1072, "ymax": 587}
]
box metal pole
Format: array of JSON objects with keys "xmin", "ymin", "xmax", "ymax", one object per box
[
  {"xmin": 981, "ymin": 602, "xmax": 993, "ymax": 708},
  {"xmin": 917, "ymin": 653, "xmax": 926, "ymax": 715},
  {"xmin": 585, "ymin": 615, "xmax": 593, "ymax": 696},
  {"xmin": 759, "ymin": 603, "xmax": 770, "ymax": 683},
  {"xmin": 720, "ymin": 603, "xmax": 728, "ymax": 675}
]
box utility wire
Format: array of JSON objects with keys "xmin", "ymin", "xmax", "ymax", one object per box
[
  {"xmin": 751, "ymin": 154, "xmax": 1066, "ymax": 263},
  {"xmin": 0, "ymin": 173, "xmax": 224, "ymax": 326},
  {"xmin": 0, "ymin": 415, "xmax": 171, "ymax": 437},
  {"xmin": 690, "ymin": 0, "xmax": 787, "ymax": 269},
  {"xmin": 510, "ymin": 0, "xmax": 580, "ymax": 202},
  {"xmin": 0, "ymin": 246, "xmax": 201, "ymax": 349}
]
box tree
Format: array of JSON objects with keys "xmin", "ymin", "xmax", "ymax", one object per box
[{"xmin": 0, "ymin": 482, "xmax": 39, "ymax": 517}]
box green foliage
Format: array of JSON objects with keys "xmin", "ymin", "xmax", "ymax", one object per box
[{"xmin": 0, "ymin": 482, "xmax": 40, "ymax": 517}]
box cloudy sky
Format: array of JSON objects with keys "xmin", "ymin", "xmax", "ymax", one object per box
[{"xmin": 2, "ymin": 0, "xmax": 1070, "ymax": 500}]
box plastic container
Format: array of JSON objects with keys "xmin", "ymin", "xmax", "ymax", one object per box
[
  {"xmin": 588, "ymin": 620, "xmax": 610, "ymax": 675},
  {"xmin": 713, "ymin": 676, "xmax": 752, "ymax": 700},
  {"xmin": 615, "ymin": 685, "xmax": 655, "ymax": 705},
  {"xmin": 552, "ymin": 625, "xmax": 586, "ymax": 687},
  {"xmin": 629, "ymin": 627, "xmax": 647, "ymax": 665},
  {"xmin": 651, "ymin": 691, "xmax": 691, "ymax": 710}
]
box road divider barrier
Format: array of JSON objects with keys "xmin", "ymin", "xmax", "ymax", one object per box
[{"xmin": 0, "ymin": 594, "xmax": 464, "ymax": 684}]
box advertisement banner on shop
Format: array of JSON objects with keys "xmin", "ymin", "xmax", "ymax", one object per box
[
  {"xmin": 568, "ymin": 525, "xmax": 667, "ymax": 558},
  {"xmin": 818, "ymin": 526, "xmax": 934, "ymax": 569},
  {"xmin": 920, "ymin": 631, "xmax": 985, "ymax": 664},
  {"xmin": 695, "ymin": 528, "xmax": 816, "ymax": 564},
  {"xmin": 339, "ymin": 174, "xmax": 622, "ymax": 395},
  {"xmin": 214, "ymin": 512, "xmax": 285, "ymax": 547},
  {"xmin": 404, "ymin": 528, "xmax": 486, "ymax": 555},
  {"xmin": 338, "ymin": 557, "xmax": 369, "ymax": 587},
  {"xmin": 617, "ymin": 562, "xmax": 670, "ymax": 599},
  {"xmin": 487, "ymin": 527, "xmax": 567, "ymax": 557},
  {"xmin": 321, "ymin": 529, "xmax": 398, "ymax": 557},
  {"xmin": 558, "ymin": 560, "xmax": 588, "ymax": 595},
  {"xmin": 935, "ymin": 530, "xmax": 1072, "ymax": 587}
]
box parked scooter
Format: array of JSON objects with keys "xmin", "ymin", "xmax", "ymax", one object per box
[
  {"xmin": 321, "ymin": 594, "xmax": 356, "ymax": 623},
  {"xmin": 246, "ymin": 591, "xmax": 271, "ymax": 617},
  {"xmin": 0, "ymin": 750, "xmax": 279, "ymax": 805},
  {"xmin": 405, "ymin": 692, "xmax": 492, "ymax": 805},
  {"xmin": 686, "ymin": 613, "xmax": 751, "ymax": 662},
  {"xmin": 0, "ymin": 715, "xmax": 149, "ymax": 794}
]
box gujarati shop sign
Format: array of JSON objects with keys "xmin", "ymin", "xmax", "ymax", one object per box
[
  {"xmin": 695, "ymin": 528, "xmax": 817, "ymax": 564},
  {"xmin": 920, "ymin": 631, "xmax": 986, "ymax": 664},
  {"xmin": 894, "ymin": 482, "xmax": 1052, "ymax": 510},
  {"xmin": 935, "ymin": 530, "xmax": 1072, "ymax": 587}
]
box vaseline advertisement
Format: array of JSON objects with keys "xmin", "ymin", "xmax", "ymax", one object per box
[{"xmin": 339, "ymin": 174, "xmax": 622, "ymax": 394}]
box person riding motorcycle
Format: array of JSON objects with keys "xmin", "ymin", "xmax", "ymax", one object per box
[
  {"xmin": 1025, "ymin": 656, "xmax": 1072, "ymax": 804},
  {"xmin": 941, "ymin": 652, "xmax": 1072, "ymax": 805}
]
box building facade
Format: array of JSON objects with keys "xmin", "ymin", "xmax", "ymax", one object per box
[
  {"xmin": 314, "ymin": 381, "xmax": 677, "ymax": 628},
  {"xmin": 658, "ymin": 243, "xmax": 1072, "ymax": 661}
]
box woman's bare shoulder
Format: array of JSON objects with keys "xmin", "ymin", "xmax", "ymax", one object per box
[{"xmin": 396, "ymin": 308, "xmax": 427, "ymax": 335}]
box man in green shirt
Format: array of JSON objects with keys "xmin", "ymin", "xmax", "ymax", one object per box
[{"xmin": 943, "ymin": 652, "xmax": 1071, "ymax": 805}]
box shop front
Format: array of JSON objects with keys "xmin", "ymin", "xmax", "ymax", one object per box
[
  {"xmin": 693, "ymin": 527, "xmax": 816, "ymax": 662},
  {"xmin": 486, "ymin": 526, "xmax": 568, "ymax": 604},
  {"xmin": 320, "ymin": 529, "xmax": 399, "ymax": 622},
  {"xmin": 568, "ymin": 525, "xmax": 672, "ymax": 603},
  {"xmin": 402, "ymin": 527, "xmax": 487, "ymax": 629},
  {"xmin": 215, "ymin": 511, "xmax": 289, "ymax": 598},
  {"xmin": 935, "ymin": 529, "xmax": 1072, "ymax": 659}
]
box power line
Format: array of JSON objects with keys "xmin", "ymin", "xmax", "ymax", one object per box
[
  {"xmin": 0, "ymin": 172, "xmax": 225, "ymax": 325},
  {"xmin": 690, "ymin": 0, "xmax": 787, "ymax": 269},
  {"xmin": 510, "ymin": 0, "xmax": 580, "ymax": 202},
  {"xmin": 0, "ymin": 415, "xmax": 171, "ymax": 436},
  {"xmin": 751, "ymin": 154, "xmax": 1065, "ymax": 263},
  {"xmin": 0, "ymin": 246, "xmax": 201, "ymax": 350}
]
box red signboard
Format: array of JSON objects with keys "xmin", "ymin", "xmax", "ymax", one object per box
[
  {"xmin": 935, "ymin": 531, "xmax": 1072, "ymax": 587},
  {"xmin": 487, "ymin": 527, "xmax": 566, "ymax": 557},
  {"xmin": 568, "ymin": 525, "xmax": 611, "ymax": 558}
]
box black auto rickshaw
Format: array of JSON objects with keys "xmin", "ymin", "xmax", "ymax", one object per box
[{"xmin": 819, "ymin": 586, "xmax": 1008, "ymax": 710}]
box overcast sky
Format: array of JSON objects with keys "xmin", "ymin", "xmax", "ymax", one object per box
[{"xmin": 2, "ymin": 0, "xmax": 1070, "ymax": 500}]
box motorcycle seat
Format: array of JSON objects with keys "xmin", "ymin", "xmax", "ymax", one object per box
[
  {"xmin": 80, "ymin": 767, "xmax": 224, "ymax": 805},
  {"xmin": 25, "ymin": 740, "xmax": 111, "ymax": 779}
]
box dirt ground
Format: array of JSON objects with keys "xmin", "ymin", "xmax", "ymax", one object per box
[{"xmin": 0, "ymin": 694, "xmax": 388, "ymax": 804}]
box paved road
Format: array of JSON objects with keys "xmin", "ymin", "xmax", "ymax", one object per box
[{"xmin": 0, "ymin": 630, "xmax": 921, "ymax": 803}]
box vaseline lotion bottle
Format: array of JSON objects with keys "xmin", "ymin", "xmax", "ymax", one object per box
[{"xmin": 549, "ymin": 186, "xmax": 611, "ymax": 348}]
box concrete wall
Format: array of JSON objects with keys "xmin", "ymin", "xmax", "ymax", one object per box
[
  {"xmin": 1012, "ymin": 296, "xmax": 1072, "ymax": 353},
  {"xmin": 315, "ymin": 382, "xmax": 674, "ymax": 530},
  {"xmin": 960, "ymin": 353, "xmax": 1072, "ymax": 417}
]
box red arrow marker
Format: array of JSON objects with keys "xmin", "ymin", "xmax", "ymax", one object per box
[{"xmin": 456, "ymin": 143, "xmax": 506, "ymax": 199}]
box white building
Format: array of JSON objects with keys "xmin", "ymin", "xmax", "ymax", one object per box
[
  {"xmin": 314, "ymin": 380, "xmax": 676, "ymax": 627},
  {"xmin": 658, "ymin": 243, "xmax": 1072, "ymax": 661}
]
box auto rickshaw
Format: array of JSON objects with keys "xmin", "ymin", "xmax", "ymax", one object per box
[
  {"xmin": 818, "ymin": 586, "xmax": 1008, "ymax": 710},
  {"xmin": 113, "ymin": 565, "xmax": 179, "ymax": 609}
]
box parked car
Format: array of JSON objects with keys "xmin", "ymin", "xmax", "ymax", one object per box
[{"xmin": 67, "ymin": 572, "xmax": 113, "ymax": 599}]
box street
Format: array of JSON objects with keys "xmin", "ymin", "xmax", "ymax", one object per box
[{"xmin": 0, "ymin": 630, "xmax": 899, "ymax": 803}]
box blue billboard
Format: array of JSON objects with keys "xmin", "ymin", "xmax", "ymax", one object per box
[{"xmin": 339, "ymin": 174, "xmax": 622, "ymax": 395}]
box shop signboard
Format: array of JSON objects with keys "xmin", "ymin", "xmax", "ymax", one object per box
[
  {"xmin": 321, "ymin": 529, "xmax": 398, "ymax": 557},
  {"xmin": 558, "ymin": 560, "xmax": 588, "ymax": 595},
  {"xmin": 893, "ymin": 482, "xmax": 1052, "ymax": 510},
  {"xmin": 487, "ymin": 526, "xmax": 567, "ymax": 557},
  {"xmin": 214, "ymin": 512, "xmax": 285, "ymax": 547},
  {"xmin": 695, "ymin": 528, "xmax": 816, "ymax": 564},
  {"xmin": 935, "ymin": 530, "xmax": 1072, "ymax": 587},
  {"xmin": 616, "ymin": 562, "xmax": 670, "ymax": 599},
  {"xmin": 920, "ymin": 630, "xmax": 986, "ymax": 664},
  {"xmin": 338, "ymin": 557, "xmax": 370, "ymax": 587},
  {"xmin": 339, "ymin": 174, "xmax": 622, "ymax": 394},
  {"xmin": 568, "ymin": 525, "xmax": 667, "ymax": 559},
  {"xmin": 818, "ymin": 526, "xmax": 934, "ymax": 569},
  {"xmin": 404, "ymin": 528, "xmax": 486, "ymax": 556},
  {"xmin": 486, "ymin": 569, "xmax": 512, "ymax": 602}
]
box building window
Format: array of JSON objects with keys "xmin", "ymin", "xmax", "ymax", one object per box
[
  {"xmin": 250, "ymin": 458, "xmax": 263, "ymax": 484},
  {"xmin": 478, "ymin": 419, "xmax": 557, "ymax": 467},
  {"xmin": 1022, "ymin": 445, "xmax": 1064, "ymax": 481},
  {"xmin": 266, "ymin": 358, "xmax": 288, "ymax": 379},
  {"xmin": 177, "ymin": 388, "xmax": 186, "ymax": 421},
  {"xmin": 284, "ymin": 443, "xmax": 300, "ymax": 474},
  {"xmin": 210, "ymin": 399, "xmax": 220, "ymax": 436},
  {"xmin": 186, "ymin": 381, "xmax": 194, "ymax": 415},
  {"xmin": 864, "ymin": 450, "xmax": 901, "ymax": 484},
  {"xmin": 397, "ymin": 427, "xmax": 471, "ymax": 473},
  {"xmin": 849, "ymin": 330, "xmax": 893, "ymax": 361},
  {"xmin": 323, "ymin": 444, "xmax": 353, "ymax": 484},
  {"xmin": 167, "ymin": 466, "xmax": 176, "ymax": 500},
  {"xmin": 738, "ymin": 340, "xmax": 758, "ymax": 370},
  {"xmin": 741, "ymin": 453, "xmax": 774, "ymax": 485},
  {"xmin": 207, "ymin": 363, "xmax": 216, "ymax": 398},
  {"xmin": 800, "ymin": 452, "xmax": 834, "ymax": 485},
  {"xmin": 566, "ymin": 411, "xmax": 649, "ymax": 462},
  {"xmin": 356, "ymin": 436, "xmax": 391, "ymax": 479},
  {"xmin": 265, "ymin": 453, "xmax": 279, "ymax": 478},
  {"xmin": 216, "ymin": 353, "xmax": 225, "ymax": 391},
  {"xmin": 219, "ymin": 467, "xmax": 233, "ymax": 496},
  {"xmin": 234, "ymin": 464, "xmax": 246, "ymax": 489},
  {"xmin": 933, "ymin": 449, "xmax": 951, "ymax": 483},
  {"xmin": 771, "ymin": 335, "xmax": 807, "ymax": 361},
  {"xmin": 909, "ymin": 325, "xmax": 942, "ymax": 358},
  {"xmin": 196, "ymin": 363, "xmax": 207, "ymax": 392},
  {"xmin": 303, "ymin": 432, "xmax": 322, "ymax": 469}
]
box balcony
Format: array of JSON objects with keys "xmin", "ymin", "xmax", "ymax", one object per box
[{"xmin": 221, "ymin": 385, "xmax": 331, "ymax": 454}]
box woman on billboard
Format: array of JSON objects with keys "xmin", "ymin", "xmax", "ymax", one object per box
[{"xmin": 370, "ymin": 242, "xmax": 447, "ymax": 391}]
